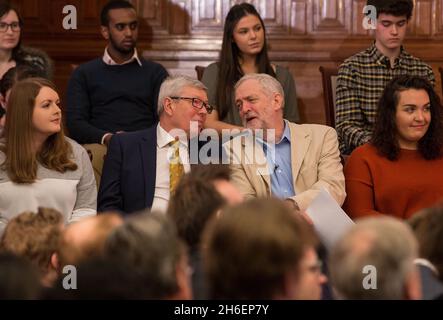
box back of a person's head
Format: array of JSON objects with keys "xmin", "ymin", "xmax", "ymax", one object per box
[
  {"xmin": 366, "ymin": 0, "xmax": 414, "ymax": 19},
  {"xmin": 44, "ymin": 257, "xmax": 141, "ymax": 300},
  {"xmin": 104, "ymin": 211, "xmax": 186, "ymax": 299},
  {"xmin": 203, "ymin": 198, "xmax": 316, "ymax": 299},
  {"xmin": 0, "ymin": 64, "xmax": 48, "ymax": 98},
  {"xmin": 190, "ymin": 164, "xmax": 231, "ymax": 182},
  {"xmin": 408, "ymin": 206, "xmax": 443, "ymax": 282},
  {"xmin": 330, "ymin": 217, "xmax": 419, "ymax": 300},
  {"xmin": 1, "ymin": 207, "xmax": 62, "ymax": 277},
  {"xmin": 0, "ymin": 252, "xmax": 41, "ymax": 299},
  {"xmin": 58, "ymin": 213, "xmax": 123, "ymax": 268},
  {"xmin": 167, "ymin": 173, "xmax": 226, "ymax": 250}
]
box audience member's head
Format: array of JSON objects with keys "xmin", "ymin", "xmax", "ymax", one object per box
[
  {"xmin": 100, "ymin": 0, "xmax": 138, "ymax": 63},
  {"xmin": 0, "ymin": 2, "xmax": 23, "ymax": 64},
  {"xmin": 0, "ymin": 64, "xmax": 47, "ymax": 107},
  {"xmin": 372, "ymin": 75, "xmax": 443, "ymax": 161},
  {"xmin": 216, "ymin": 2, "xmax": 274, "ymax": 120},
  {"xmin": 1, "ymin": 207, "xmax": 63, "ymax": 287},
  {"xmin": 235, "ymin": 73, "xmax": 285, "ymax": 136},
  {"xmin": 44, "ymin": 257, "xmax": 142, "ymax": 300},
  {"xmin": 203, "ymin": 198, "xmax": 324, "ymax": 299},
  {"xmin": 167, "ymin": 172, "xmax": 226, "ymax": 251},
  {"xmin": 104, "ymin": 211, "xmax": 192, "ymax": 299},
  {"xmin": 408, "ymin": 206, "xmax": 443, "ymax": 282},
  {"xmin": 157, "ymin": 75, "xmax": 212, "ymax": 137},
  {"xmin": 366, "ymin": 0, "xmax": 414, "ymax": 20},
  {"xmin": 100, "ymin": 0, "xmax": 136, "ymax": 27},
  {"xmin": 0, "ymin": 252, "xmax": 41, "ymax": 299},
  {"xmin": 58, "ymin": 213, "xmax": 123, "ymax": 268},
  {"xmin": 330, "ymin": 217, "xmax": 421, "ymax": 300},
  {"xmin": 1, "ymin": 77, "xmax": 77, "ymax": 184},
  {"xmin": 191, "ymin": 164, "xmax": 243, "ymax": 205}
]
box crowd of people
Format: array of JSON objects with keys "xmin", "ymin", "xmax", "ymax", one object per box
[{"xmin": 0, "ymin": 0, "xmax": 443, "ymax": 300}]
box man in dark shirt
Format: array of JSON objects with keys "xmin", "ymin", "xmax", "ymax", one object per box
[{"xmin": 66, "ymin": 0, "xmax": 168, "ymax": 146}]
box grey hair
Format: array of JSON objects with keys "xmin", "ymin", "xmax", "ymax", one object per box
[
  {"xmin": 330, "ymin": 217, "xmax": 418, "ymax": 300},
  {"xmin": 157, "ymin": 75, "xmax": 208, "ymax": 115},
  {"xmin": 104, "ymin": 210, "xmax": 184, "ymax": 299},
  {"xmin": 234, "ymin": 73, "xmax": 285, "ymax": 109}
]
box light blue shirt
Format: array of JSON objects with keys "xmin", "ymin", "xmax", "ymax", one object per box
[{"xmin": 262, "ymin": 121, "xmax": 295, "ymax": 199}]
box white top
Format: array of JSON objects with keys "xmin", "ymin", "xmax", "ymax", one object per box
[
  {"xmin": 151, "ymin": 124, "xmax": 191, "ymax": 213},
  {"xmin": 0, "ymin": 138, "xmax": 97, "ymax": 234}
]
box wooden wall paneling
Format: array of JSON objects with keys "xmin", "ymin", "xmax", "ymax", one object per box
[
  {"xmin": 412, "ymin": 0, "xmax": 433, "ymax": 36},
  {"xmin": 311, "ymin": 0, "xmax": 349, "ymax": 34},
  {"xmin": 351, "ymin": 0, "xmax": 370, "ymax": 36},
  {"xmin": 11, "ymin": 0, "xmax": 443, "ymax": 125},
  {"xmin": 191, "ymin": 0, "xmax": 223, "ymax": 33},
  {"xmin": 436, "ymin": 0, "xmax": 443, "ymax": 36},
  {"xmin": 290, "ymin": 0, "xmax": 308, "ymax": 35}
]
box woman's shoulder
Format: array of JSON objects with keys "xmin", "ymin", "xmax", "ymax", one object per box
[
  {"xmin": 202, "ymin": 62, "xmax": 219, "ymax": 75},
  {"xmin": 65, "ymin": 137, "xmax": 87, "ymax": 157},
  {"xmin": 275, "ymin": 64, "xmax": 291, "ymax": 77},
  {"xmin": 274, "ymin": 64, "xmax": 295, "ymax": 84}
]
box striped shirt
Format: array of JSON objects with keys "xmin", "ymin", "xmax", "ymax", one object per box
[{"xmin": 335, "ymin": 43, "xmax": 435, "ymax": 155}]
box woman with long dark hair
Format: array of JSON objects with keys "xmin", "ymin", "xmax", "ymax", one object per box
[
  {"xmin": 0, "ymin": 78, "xmax": 96, "ymax": 233},
  {"xmin": 201, "ymin": 3, "xmax": 299, "ymax": 132},
  {"xmin": 344, "ymin": 75, "xmax": 443, "ymax": 220}
]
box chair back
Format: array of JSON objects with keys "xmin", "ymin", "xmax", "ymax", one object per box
[{"xmin": 319, "ymin": 66, "xmax": 339, "ymax": 127}]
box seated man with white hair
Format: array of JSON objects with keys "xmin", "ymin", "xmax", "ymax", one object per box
[
  {"xmin": 330, "ymin": 216, "xmax": 422, "ymax": 300},
  {"xmin": 226, "ymin": 73, "xmax": 345, "ymax": 212}
]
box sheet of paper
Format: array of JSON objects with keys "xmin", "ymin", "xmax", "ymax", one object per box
[{"xmin": 306, "ymin": 188, "xmax": 355, "ymax": 251}]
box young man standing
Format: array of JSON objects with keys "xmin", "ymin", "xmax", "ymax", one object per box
[{"xmin": 336, "ymin": 0, "xmax": 434, "ymax": 155}]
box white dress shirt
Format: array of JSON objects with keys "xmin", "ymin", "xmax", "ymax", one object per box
[{"xmin": 151, "ymin": 124, "xmax": 191, "ymax": 213}]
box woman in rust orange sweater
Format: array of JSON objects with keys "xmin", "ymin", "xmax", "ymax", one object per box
[{"xmin": 344, "ymin": 75, "xmax": 443, "ymax": 220}]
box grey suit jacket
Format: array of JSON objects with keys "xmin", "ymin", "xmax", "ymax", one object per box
[{"xmin": 226, "ymin": 121, "xmax": 346, "ymax": 211}]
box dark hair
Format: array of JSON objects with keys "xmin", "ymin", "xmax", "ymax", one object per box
[
  {"xmin": 366, "ymin": 0, "xmax": 414, "ymax": 20},
  {"xmin": 190, "ymin": 164, "xmax": 231, "ymax": 182},
  {"xmin": 0, "ymin": 64, "xmax": 47, "ymax": 97},
  {"xmin": 167, "ymin": 175, "xmax": 226, "ymax": 250},
  {"xmin": 104, "ymin": 212, "xmax": 184, "ymax": 299},
  {"xmin": 408, "ymin": 205, "xmax": 443, "ymax": 283},
  {"xmin": 203, "ymin": 198, "xmax": 317, "ymax": 299},
  {"xmin": 100, "ymin": 0, "xmax": 135, "ymax": 26},
  {"xmin": 0, "ymin": 253, "xmax": 41, "ymax": 299},
  {"xmin": 0, "ymin": 2, "xmax": 23, "ymax": 62},
  {"xmin": 216, "ymin": 3, "xmax": 275, "ymax": 120},
  {"xmin": 372, "ymin": 75, "xmax": 443, "ymax": 161}
]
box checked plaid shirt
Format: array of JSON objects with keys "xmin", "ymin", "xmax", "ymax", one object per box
[{"xmin": 336, "ymin": 43, "xmax": 435, "ymax": 155}]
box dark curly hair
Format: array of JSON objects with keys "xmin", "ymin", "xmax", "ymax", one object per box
[{"xmin": 372, "ymin": 75, "xmax": 443, "ymax": 161}]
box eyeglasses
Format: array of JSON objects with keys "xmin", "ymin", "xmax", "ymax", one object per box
[
  {"xmin": 170, "ymin": 96, "xmax": 214, "ymax": 114},
  {"xmin": 0, "ymin": 22, "xmax": 21, "ymax": 33}
]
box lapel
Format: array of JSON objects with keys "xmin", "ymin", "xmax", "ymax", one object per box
[
  {"xmin": 239, "ymin": 134, "xmax": 271, "ymax": 190},
  {"xmin": 140, "ymin": 127, "xmax": 157, "ymax": 208},
  {"xmin": 289, "ymin": 122, "xmax": 311, "ymax": 188}
]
